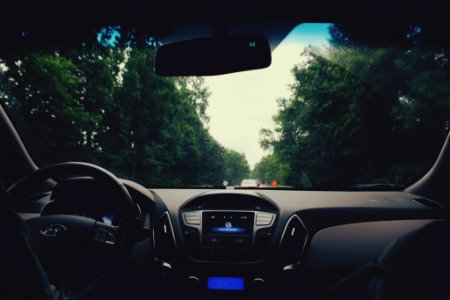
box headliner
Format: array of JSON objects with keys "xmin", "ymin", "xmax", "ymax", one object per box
[{"xmin": 1, "ymin": 0, "xmax": 448, "ymax": 26}]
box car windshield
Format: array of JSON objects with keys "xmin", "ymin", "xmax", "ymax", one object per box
[{"xmin": 0, "ymin": 23, "xmax": 448, "ymax": 189}]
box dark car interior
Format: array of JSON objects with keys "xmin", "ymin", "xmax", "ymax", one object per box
[{"xmin": 1, "ymin": 1, "xmax": 449, "ymax": 300}]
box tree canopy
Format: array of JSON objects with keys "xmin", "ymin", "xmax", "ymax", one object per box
[
  {"xmin": 257, "ymin": 24, "xmax": 449, "ymax": 188},
  {"xmin": 0, "ymin": 28, "xmax": 250, "ymax": 186},
  {"xmin": 1, "ymin": 24, "xmax": 448, "ymax": 188}
]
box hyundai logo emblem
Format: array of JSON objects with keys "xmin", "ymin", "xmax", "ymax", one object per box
[
  {"xmin": 224, "ymin": 221, "xmax": 232, "ymax": 229},
  {"xmin": 41, "ymin": 224, "xmax": 67, "ymax": 237}
]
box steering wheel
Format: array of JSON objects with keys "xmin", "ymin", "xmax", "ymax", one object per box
[{"xmin": 8, "ymin": 162, "xmax": 136, "ymax": 300}]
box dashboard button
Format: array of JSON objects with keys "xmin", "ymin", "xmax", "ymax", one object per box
[
  {"xmin": 207, "ymin": 236, "xmax": 221, "ymax": 244},
  {"xmin": 233, "ymin": 236, "xmax": 248, "ymax": 244}
]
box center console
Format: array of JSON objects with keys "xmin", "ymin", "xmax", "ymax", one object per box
[
  {"xmin": 171, "ymin": 192, "xmax": 281, "ymax": 298},
  {"xmin": 179, "ymin": 193, "xmax": 278, "ymax": 262},
  {"xmin": 182, "ymin": 210, "xmax": 275, "ymax": 260}
]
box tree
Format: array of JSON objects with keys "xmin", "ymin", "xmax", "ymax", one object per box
[
  {"xmin": 251, "ymin": 153, "xmax": 289, "ymax": 185},
  {"xmin": 259, "ymin": 24, "xmax": 449, "ymax": 187},
  {"xmin": 2, "ymin": 53, "xmax": 104, "ymax": 164},
  {"xmin": 223, "ymin": 149, "xmax": 250, "ymax": 185},
  {"xmin": 0, "ymin": 28, "xmax": 248, "ymax": 187}
]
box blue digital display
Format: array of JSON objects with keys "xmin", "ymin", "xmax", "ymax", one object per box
[
  {"xmin": 207, "ymin": 277, "xmax": 244, "ymax": 291},
  {"xmin": 210, "ymin": 226, "xmax": 246, "ymax": 233}
]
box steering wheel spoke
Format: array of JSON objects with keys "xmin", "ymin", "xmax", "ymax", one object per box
[{"xmin": 60, "ymin": 223, "xmax": 121, "ymax": 300}]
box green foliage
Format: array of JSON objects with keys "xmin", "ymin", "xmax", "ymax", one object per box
[
  {"xmin": 251, "ymin": 153, "xmax": 289, "ymax": 185},
  {"xmin": 2, "ymin": 53, "xmax": 101, "ymax": 163},
  {"xmin": 0, "ymin": 41, "xmax": 249, "ymax": 187},
  {"xmin": 2, "ymin": 24, "xmax": 448, "ymax": 188},
  {"xmin": 258, "ymin": 26, "xmax": 449, "ymax": 188},
  {"xmin": 223, "ymin": 149, "xmax": 250, "ymax": 185},
  {"xmin": 176, "ymin": 77, "xmax": 211, "ymax": 124}
]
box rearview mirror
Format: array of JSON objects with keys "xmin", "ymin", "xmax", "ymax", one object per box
[{"xmin": 155, "ymin": 34, "xmax": 271, "ymax": 76}]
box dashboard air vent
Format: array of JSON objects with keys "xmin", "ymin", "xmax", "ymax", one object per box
[
  {"xmin": 280, "ymin": 214, "xmax": 308, "ymax": 266},
  {"xmin": 153, "ymin": 212, "xmax": 177, "ymax": 264}
]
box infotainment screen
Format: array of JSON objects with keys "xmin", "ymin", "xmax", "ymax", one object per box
[{"xmin": 203, "ymin": 211, "xmax": 254, "ymax": 235}]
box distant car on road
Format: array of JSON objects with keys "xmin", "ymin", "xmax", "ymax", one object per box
[{"xmin": 239, "ymin": 179, "xmax": 260, "ymax": 188}]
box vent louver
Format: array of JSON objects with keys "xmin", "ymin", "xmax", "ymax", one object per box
[
  {"xmin": 280, "ymin": 214, "xmax": 308, "ymax": 268},
  {"xmin": 153, "ymin": 212, "xmax": 177, "ymax": 264}
]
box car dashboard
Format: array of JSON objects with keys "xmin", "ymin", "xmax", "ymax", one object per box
[
  {"xmin": 18, "ymin": 181, "xmax": 449, "ymax": 300},
  {"xmin": 141, "ymin": 187, "xmax": 447, "ymax": 299}
]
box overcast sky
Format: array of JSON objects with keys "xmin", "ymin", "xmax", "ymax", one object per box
[{"xmin": 204, "ymin": 23, "xmax": 330, "ymax": 169}]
